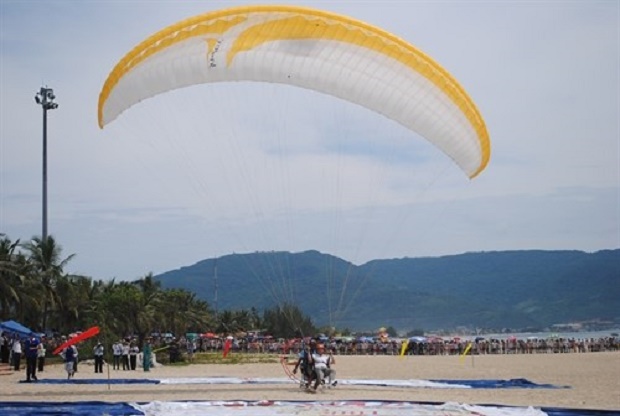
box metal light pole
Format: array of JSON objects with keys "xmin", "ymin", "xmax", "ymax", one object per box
[
  {"xmin": 214, "ymin": 257, "xmax": 218, "ymax": 319},
  {"xmin": 34, "ymin": 87, "xmax": 58, "ymax": 241}
]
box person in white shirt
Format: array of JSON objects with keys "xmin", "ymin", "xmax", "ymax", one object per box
[
  {"xmin": 129, "ymin": 342, "xmax": 139, "ymax": 370},
  {"xmin": 93, "ymin": 341, "xmax": 105, "ymax": 373},
  {"xmin": 74, "ymin": 344, "xmax": 80, "ymax": 373},
  {"xmin": 112, "ymin": 340, "xmax": 122, "ymax": 370},
  {"xmin": 37, "ymin": 340, "xmax": 46, "ymax": 372},
  {"xmin": 11, "ymin": 336, "xmax": 22, "ymax": 371},
  {"xmin": 122, "ymin": 341, "xmax": 130, "ymax": 370},
  {"xmin": 61, "ymin": 345, "xmax": 77, "ymax": 379},
  {"xmin": 310, "ymin": 344, "xmax": 336, "ymax": 392}
]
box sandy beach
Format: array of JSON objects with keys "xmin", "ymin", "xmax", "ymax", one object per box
[{"xmin": 1, "ymin": 352, "xmax": 618, "ymax": 412}]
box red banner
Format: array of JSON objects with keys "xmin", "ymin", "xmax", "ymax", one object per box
[{"xmin": 53, "ymin": 326, "xmax": 100, "ymax": 355}]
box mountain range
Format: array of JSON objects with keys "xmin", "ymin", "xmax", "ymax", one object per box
[{"xmin": 154, "ymin": 249, "xmax": 620, "ymax": 332}]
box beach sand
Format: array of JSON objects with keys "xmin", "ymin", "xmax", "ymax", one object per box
[{"xmin": 0, "ymin": 352, "xmax": 618, "ymax": 411}]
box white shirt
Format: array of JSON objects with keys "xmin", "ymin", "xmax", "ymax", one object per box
[
  {"xmin": 312, "ymin": 353, "xmax": 330, "ymax": 369},
  {"xmin": 37, "ymin": 344, "xmax": 46, "ymax": 358},
  {"xmin": 94, "ymin": 344, "xmax": 104, "ymax": 356}
]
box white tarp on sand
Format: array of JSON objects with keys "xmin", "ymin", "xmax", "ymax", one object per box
[{"xmin": 131, "ymin": 400, "xmax": 548, "ymax": 416}]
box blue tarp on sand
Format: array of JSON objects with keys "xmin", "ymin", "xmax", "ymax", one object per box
[
  {"xmin": 23, "ymin": 378, "xmax": 160, "ymax": 385},
  {"xmin": 0, "ymin": 400, "xmax": 617, "ymax": 416},
  {"xmin": 0, "ymin": 402, "xmax": 138, "ymax": 416},
  {"xmin": 26, "ymin": 377, "xmax": 566, "ymax": 389},
  {"xmin": 430, "ymin": 378, "xmax": 564, "ymax": 389}
]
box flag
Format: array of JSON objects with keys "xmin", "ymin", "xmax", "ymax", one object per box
[
  {"xmin": 53, "ymin": 326, "xmax": 100, "ymax": 355},
  {"xmin": 399, "ymin": 340, "xmax": 409, "ymax": 357},
  {"xmin": 460, "ymin": 342, "xmax": 472, "ymax": 363}
]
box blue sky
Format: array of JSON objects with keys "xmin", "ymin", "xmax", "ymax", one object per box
[{"xmin": 1, "ymin": 1, "xmax": 618, "ymax": 281}]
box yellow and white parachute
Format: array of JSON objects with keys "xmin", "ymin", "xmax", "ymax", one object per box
[{"xmin": 98, "ymin": 5, "xmax": 490, "ymax": 178}]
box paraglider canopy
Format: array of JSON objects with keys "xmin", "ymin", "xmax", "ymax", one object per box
[{"xmin": 98, "ymin": 4, "xmax": 490, "ymax": 178}]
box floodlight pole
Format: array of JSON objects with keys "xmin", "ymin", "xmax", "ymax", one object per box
[
  {"xmin": 35, "ymin": 87, "xmax": 58, "ymax": 241},
  {"xmin": 214, "ymin": 257, "xmax": 219, "ymax": 319}
]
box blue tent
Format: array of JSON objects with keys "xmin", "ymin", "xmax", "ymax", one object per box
[{"xmin": 0, "ymin": 320, "xmax": 37, "ymax": 339}]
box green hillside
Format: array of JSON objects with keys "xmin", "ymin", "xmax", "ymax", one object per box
[{"xmin": 154, "ymin": 249, "xmax": 620, "ymax": 332}]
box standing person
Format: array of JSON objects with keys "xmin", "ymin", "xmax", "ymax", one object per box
[
  {"xmin": 112, "ymin": 340, "xmax": 122, "ymax": 370},
  {"xmin": 129, "ymin": 342, "xmax": 139, "ymax": 370},
  {"xmin": 142, "ymin": 339, "xmax": 152, "ymax": 372},
  {"xmin": 168, "ymin": 340, "xmax": 178, "ymax": 363},
  {"xmin": 37, "ymin": 338, "xmax": 46, "ymax": 372},
  {"xmin": 122, "ymin": 341, "xmax": 130, "ymax": 370},
  {"xmin": 186, "ymin": 338, "xmax": 195, "ymax": 363},
  {"xmin": 293, "ymin": 344, "xmax": 314, "ymax": 388},
  {"xmin": 93, "ymin": 341, "xmax": 104, "ymax": 373},
  {"xmin": 61, "ymin": 345, "xmax": 77, "ymax": 379},
  {"xmin": 0, "ymin": 333, "xmax": 8, "ymax": 363},
  {"xmin": 11, "ymin": 335, "xmax": 22, "ymax": 371},
  {"xmin": 24, "ymin": 337, "xmax": 39, "ymax": 382},
  {"xmin": 73, "ymin": 344, "xmax": 79, "ymax": 373}
]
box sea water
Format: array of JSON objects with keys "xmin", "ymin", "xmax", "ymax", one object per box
[{"xmin": 470, "ymin": 329, "xmax": 620, "ymax": 341}]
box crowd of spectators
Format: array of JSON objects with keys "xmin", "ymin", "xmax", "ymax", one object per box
[
  {"xmin": 3, "ymin": 331, "xmax": 618, "ymax": 371},
  {"xmin": 167, "ymin": 334, "xmax": 620, "ymax": 358}
]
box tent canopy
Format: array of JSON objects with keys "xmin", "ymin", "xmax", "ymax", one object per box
[{"xmin": 0, "ymin": 320, "xmax": 37, "ymax": 338}]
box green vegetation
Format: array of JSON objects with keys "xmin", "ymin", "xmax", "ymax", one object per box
[
  {"xmin": 3, "ymin": 232, "xmax": 618, "ymax": 336},
  {"xmin": 0, "ymin": 233, "xmax": 317, "ymax": 340}
]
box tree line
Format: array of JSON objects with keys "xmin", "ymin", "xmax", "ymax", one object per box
[{"xmin": 0, "ymin": 233, "xmax": 317, "ymax": 344}]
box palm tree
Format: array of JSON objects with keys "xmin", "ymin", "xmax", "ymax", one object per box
[
  {"xmin": 22, "ymin": 235, "xmax": 75, "ymax": 331},
  {"xmin": 249, "ymin": 307, "xmax": 263, "ymax": 331},
  {"xmin": 0, "ymin": 234, "xmax": 24, "ymax": 319},
  {"xmin": 0, "ymin": 234, "xmax": 41, "ymax": 323},
  {"xmin": 216, "ymin": 310, "xmax": 237, "ymax": 334},
  {"xmin": 263, "ymin": 303, "xmax": 316, "ymax": 339},
  {"xmin": 96, "ymin": 278, "xmax": 128, "ymax": 341},
  {"xmin": 129, "ymin": 274, "xmax": 162, "ymax": 344},
  {"xmin": 232, "ymin": 309, "xmax": 251, "ymax": 333},
  {"xmin": 156, "ymin": 289, "xmax": 212, "ymax": 336},
  {"xmin": 81, "ymin": 278, "xmax": 107, "ymax": 330},
  {"xmin": 54, "ymin": 274, "xmax": 97, "ymax": 332}
]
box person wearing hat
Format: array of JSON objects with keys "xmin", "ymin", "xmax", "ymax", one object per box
[
  {"xmin": 61, "ymin": 344, "xmax": 77, "ymax": 379},
  {"xmin": 24, "ymin": 336, "xmax": 39, "ymax": 382},
  {"xmin": 310, "ymin": 343, "xmax": 337, "ymax": 392},
  {"xmin": 93, "ymin": 341, "xmax": 104, "ymax": 373},
  {"xmin": 293, "ymin": 343, "xmax": 314, "ymax": 389}
]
